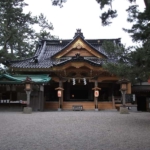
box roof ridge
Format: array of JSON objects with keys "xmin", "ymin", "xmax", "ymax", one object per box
[
  {"xmin": 37, "ymin": 41, "xmax": 46, "ymax": 61},
  {"xmin": 5, "ymin": 56, "xmax": 38, "ymax": 64}
]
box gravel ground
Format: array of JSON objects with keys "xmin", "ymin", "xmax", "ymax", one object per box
[{"xmin": 0, "ymin": 110, "xmax": 150, "ymax": 150}]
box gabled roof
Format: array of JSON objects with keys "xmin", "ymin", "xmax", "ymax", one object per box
[
  {"xmin": 51, "ymin": 34, "xmax": 107, "ymax": 58},
  {"xmin": 6, "ymin": 29, "xmax": 120, "ymax": 70}
]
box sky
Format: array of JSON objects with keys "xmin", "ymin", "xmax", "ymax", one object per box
[{"xmin": 24, "ymin": 0, "xmax": 145, "ymax": 47}]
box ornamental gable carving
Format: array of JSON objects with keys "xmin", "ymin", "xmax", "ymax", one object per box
[{"xmin": 54, "ymin": 38, "xmax": 105, "ymax": 59}]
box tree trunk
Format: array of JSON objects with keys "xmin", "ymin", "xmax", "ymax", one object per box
[
  {"xmin": 10, "ymin": 45, "xmax": 14, "ymax": 55},
  {"xmin": 144, "ymin": 0, "xmax": 150, "ymax": 8}
]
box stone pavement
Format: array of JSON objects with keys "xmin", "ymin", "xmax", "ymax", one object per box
[{"xmin": 0, "ymin": 110, "xmax": 150, "ymax": 150}]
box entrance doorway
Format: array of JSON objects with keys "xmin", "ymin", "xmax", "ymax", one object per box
[
  {"xmin": 70, "ymin": 85, "xmax": 89, "ymax": 100},
  {"xmin": 64, "ymin": 82, "xmax": 94, "ymax": 101},
  {"xmin": 137, "ymin": 96, "xmax": 146, "ymax": 111}
]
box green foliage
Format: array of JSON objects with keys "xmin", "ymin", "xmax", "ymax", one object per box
[
  {"xmin": 130, "ymin": 40, "xmax": 150, "ymax": 78},
  {"xmin": 102, "ymin": 41, "xmax": 131, "ymax": 78},
  {"xmin": 102, "ymin": 41, "xmax": 125, "ymax": 57},
  {"xmin": 100, "ymin": 9, "xmax": 117, "ymax": 26},
  {"xmin": 0, "ymin": 0, "xmax": 54, "ymax": 69},
  {"xmin": 37, "ymin": 13, "xmax": 54, "ymax": 39},
  {"xmin": 96, "ymin": 0, "xmax": 112, "ymax": 9},
  {"xmin": 35, "ymin": 13, "xmax": 55, "ymax": 40},
  {"xmin": 103, "ymin": 63, "xmax": 131, "ymax": 78},
  {"xmin": 102, "ymin": 41, "xmax": 150, "ymax": 83},
  {"xmin": 0, "ymin": 0, "xmax": 35, "ymax": 61},
  {"xmin": 96, "ymin": 0, "xmax": 118, "ymax": 26},
  {"xmin": 124, "ymin": 6, "xmax": 150, "ymax": 43},
  {"xmin": 51, "ymin": 0, "xmax": 67, "ymax": 8}
]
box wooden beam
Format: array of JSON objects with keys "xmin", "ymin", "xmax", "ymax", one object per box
[{"xmin": 52, "ymin": 62, "xmax": 104, "ymax": 71}]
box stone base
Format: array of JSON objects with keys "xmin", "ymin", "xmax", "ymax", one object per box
[
  {"xmin": 129, "ymin": 106, "xmax": 137, "ymax": 112},
  {"xmin": 58, "ymin": 108, "xmax": 62, "ymax": 111},
  {"xmin": 95, "ymin": 108, "xmax": 99, "ymax": 111},
  {"xmin": 120, "ymin": 107, "xmax": 129, "ymax": 114},
  {"xmin": 23, "ymin": 107, "xmax": 32, "ymax": 114}
]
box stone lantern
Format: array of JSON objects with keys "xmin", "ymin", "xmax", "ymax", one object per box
[
  {"xmin": 22, "ymin": 76, "xmax": 34, "ymax": 114},
  {"xmin": 118, "ymin": 79, "xmax": 129, "ymax": 114}
]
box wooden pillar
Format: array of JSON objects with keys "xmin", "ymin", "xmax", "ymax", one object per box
[
  {"xmin": 112, "ymin": 95, "xmax": 115, "ymax": 109},
  {"xmin": 39, "ymin": 85, "xmax": 44, "ymax": 111},
  {"xmin": 94, "ymin": 80, "xmax": 98, "ymax": 110},
  {"xmin": 112, "ymin": 83, "xmax": 115, "ymax": 108},
  {"xmin": 7, "ymin": 85, "xmax": 12, "ymax": 102},
  {"xmin": 59, "ymin": 80, "xmax": 63, "ymax": 110},
  {"xmin": 10, "ymin": 91, "xmax": 12, "ymax": 101},
  {"xmin": 66, "ymin": 82, "xmax": 70, "ymax": 100}
]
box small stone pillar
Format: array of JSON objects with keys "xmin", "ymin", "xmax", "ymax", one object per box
[
  {"xmin": 118, "ymin": 79, "xmax": 129, "ymax": 114},
  {"xmin": 39, "ymin": 85, "xmax": 44, "ymax": 111},
  {"xmin": 22, "ymin": 76, "xmax": 34, "ymax": 114}
]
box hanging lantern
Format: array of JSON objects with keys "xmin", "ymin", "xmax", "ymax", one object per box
[
  {"xmin": 121, "ymin": 83, "xmax": 127, "ymax": 91},
  {"xmin": 94, "ymin": 90, "xmax": 99, "ymax": 97},
  {"xmin": 23, "ymin": 76, "xmax": 33, "ymax": 91},
  {"xmin": 25, "ymin": 83, "xmax": 31, "ymax": 91},
  {"xmin": 57, "ymin": 90, "xmax": 62, "ymax": 97}
]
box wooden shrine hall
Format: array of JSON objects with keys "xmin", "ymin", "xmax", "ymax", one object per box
[{"xmin": 0, "ymin": 29, "xmax": 132, "ymax": 111}]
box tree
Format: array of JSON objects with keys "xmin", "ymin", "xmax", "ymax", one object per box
[
  {"xmin": 96, "ymin": 0, "xmax": 150, "ymax": 82},
  {"xmin": 0, "ymin": 0, "xmax": 54, "ymax": 68},
  {"xmin": 102, "ymin": 41, "xmax": 150, "ymax": 83},
  {"xmin": 0, "ymin": 0, "xmax": 35, "ymax": 61},
  {"xmin": 51, "ymin": 0, "xmax": 67, "ymax": 8},
  {"xmin": 36, "ymin": 13, "xmax": 57, "ymax": 40},
  {"xmin": 102, "ymin": 41, "xmax": 131, "ymax": 79}
]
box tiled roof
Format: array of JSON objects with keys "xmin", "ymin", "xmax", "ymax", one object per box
[{"xmin": 8, "ymin": 31, "xmax": 120, "ymax": 69}]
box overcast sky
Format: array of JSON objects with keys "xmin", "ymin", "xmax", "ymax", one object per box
[{"xmin": 24, "ymin": 0, "xmax": 145, "ymax": 47}]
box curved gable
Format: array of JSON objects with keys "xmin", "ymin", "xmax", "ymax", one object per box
[{"xmin": 52, "ymin": 36, "xmax": 107, "ymax": 59}]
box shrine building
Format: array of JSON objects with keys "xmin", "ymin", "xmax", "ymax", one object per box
[{"xmin": 0, "ymin": 29, "xmax": 132, "ymax": 111}]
